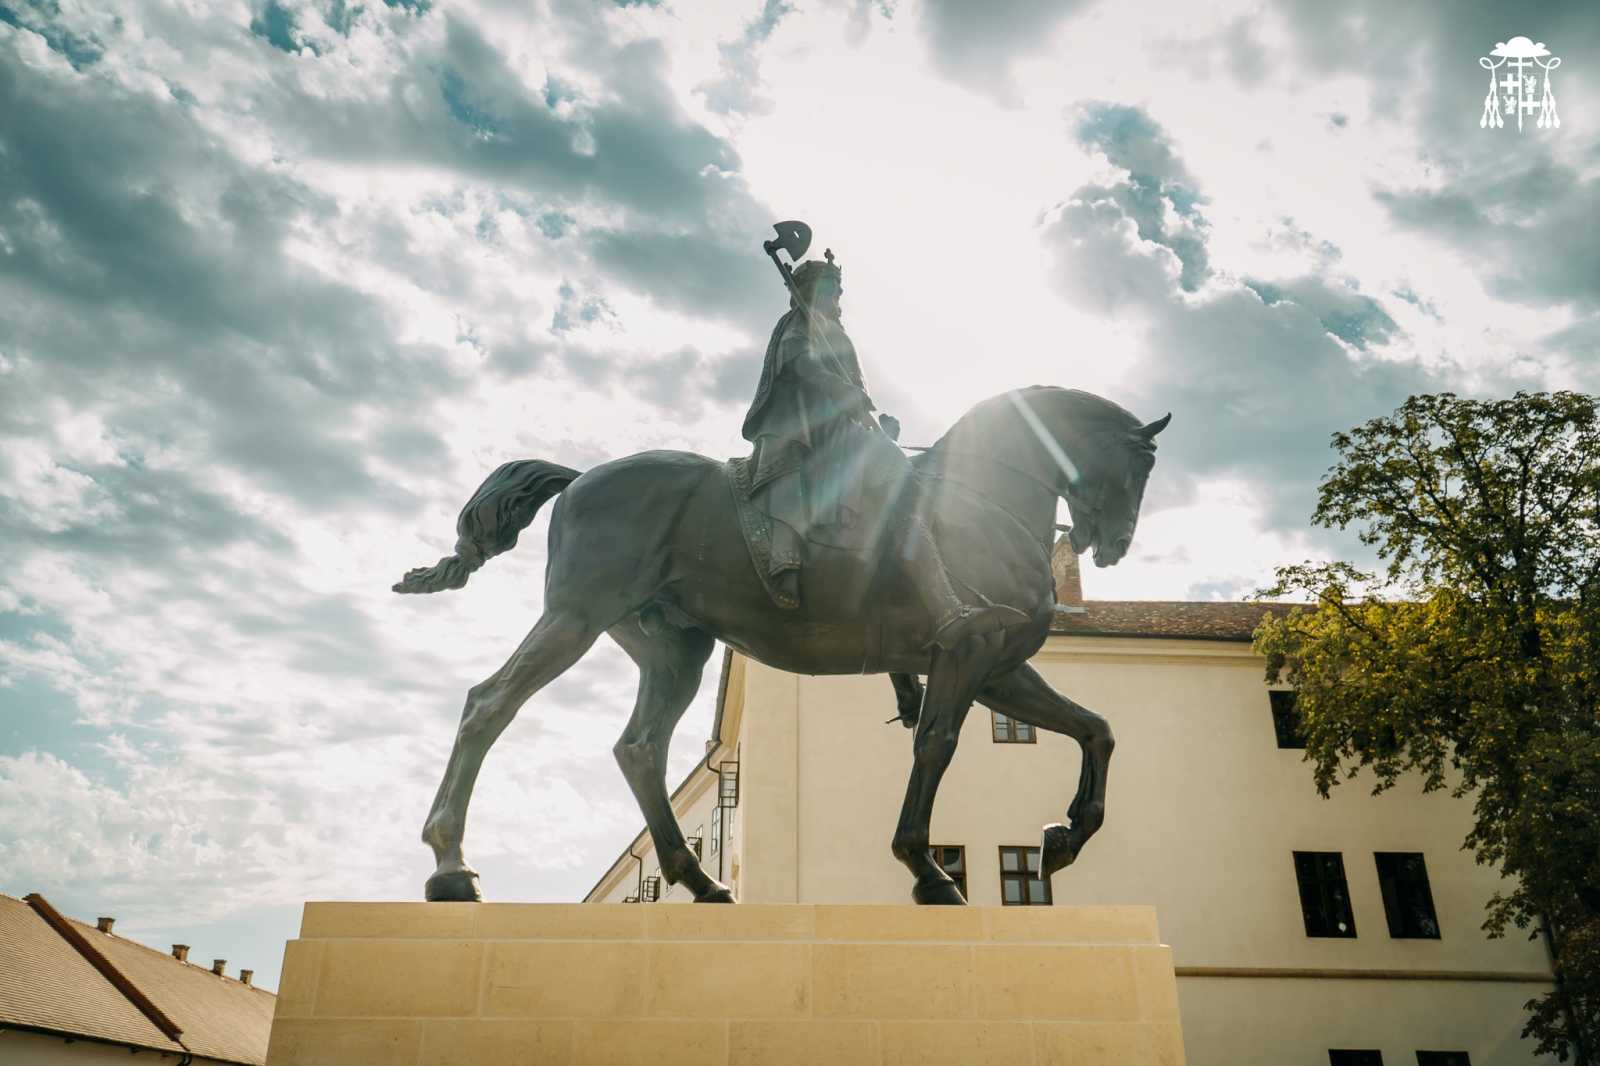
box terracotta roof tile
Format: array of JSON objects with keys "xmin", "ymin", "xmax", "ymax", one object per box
[
  {"xmin": 1051, "ymin": 600, "xmax": 1299, "ymax": 642},
  {"xmin": 77, "ymin": 918, "xmax": 276, "ymax": 1065},
  {"xmin": 0, "ymin": 893, "xmax": 184, "ymax": 1054},
  {"xmin": 0, "ymin": 893, "xmax": 275, "ymax": 1064}
]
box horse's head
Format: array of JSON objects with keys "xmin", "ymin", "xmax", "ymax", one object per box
[
  {"xmin": 934, "ymin": 387, "xmax": 1170, "ymax": 567},
  {"xmin": 1063, "ymin": 409, "xmax": 1169, "ymax": 567}
]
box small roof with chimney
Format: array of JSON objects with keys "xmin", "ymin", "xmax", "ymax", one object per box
[
  {"xmin": 1049, "ymin": 535, "xmax": 1297, "ymax": 641},
  {"xmin": 0, "ymin": 892, "xmax": 275, "ymax": 1064}
]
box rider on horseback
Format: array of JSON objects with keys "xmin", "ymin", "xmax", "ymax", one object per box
[{"xmin": 741, "ymin": 254, "xmax": 1027, "ymax": 649}]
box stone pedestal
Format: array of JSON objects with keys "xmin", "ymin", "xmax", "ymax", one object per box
[{"xmin": 266, "ymin": 902, "xmax": 1185, "ymax": 1065}]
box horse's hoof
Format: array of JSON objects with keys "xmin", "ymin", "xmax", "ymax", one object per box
[
  {"xmin": 1040, "ymin": 822, "xmax": 1080, "ymax": 877},
  {"xmin": 425, "ymin": 869, "xmax": 483, "ymax": 902},
  {"xmin": 911, "ymin": 877, "xmax": 968, "ymax": 905},
  {"xmin": 694, "ymin": 885, "xmax": 737, "ymax": 903}
]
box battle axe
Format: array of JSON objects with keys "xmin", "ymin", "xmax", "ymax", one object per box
[{"xmin": 762, "ymin": 220, "xmax": 813, "ymax": 309}]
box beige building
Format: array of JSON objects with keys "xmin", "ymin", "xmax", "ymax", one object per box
[
  {"xmin": 588, "ymin": 547, "xmax": 1553, "ymax": 1066},
  {"xmin": 0, "ymin": 892, "xmax": 276, "ymax": 1064}
]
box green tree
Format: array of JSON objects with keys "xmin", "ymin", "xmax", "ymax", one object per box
[{"xmin": 1255, "ymin": 392, "xmax": 1600, "ymax": 1060}]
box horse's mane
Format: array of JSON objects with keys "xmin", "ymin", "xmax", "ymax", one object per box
[{"xmin": 929, "ymin": 386, "xmax": 1145, "ymax": 454}]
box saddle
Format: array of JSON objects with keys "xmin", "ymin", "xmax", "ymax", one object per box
[
  {"xmin": 726, "ymin": 455, "xmax": 804, "ymax": 609},
  {"xmin": 726, "ymin": 449, "xmax": 900, "ymax": 611},
  {"xmin": 728, "ymin": 418, "xmax": 918, "ymax": 610}
]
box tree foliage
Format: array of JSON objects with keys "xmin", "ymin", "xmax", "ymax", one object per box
[{"xmin": 1254, "ymin": 392, "xmax": 1600, "ymax": 1059}]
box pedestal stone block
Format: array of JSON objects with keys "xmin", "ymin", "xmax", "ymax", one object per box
[{"xmin": 266, "ymin": 903, "xmax": 1185, "ymax": 1066}]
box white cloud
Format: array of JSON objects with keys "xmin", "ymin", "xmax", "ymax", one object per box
[{"xmin": 0, "ymin": 0, "xmax": 1593, "ymax": 992}]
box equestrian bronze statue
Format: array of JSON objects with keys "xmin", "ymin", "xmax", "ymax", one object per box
[{"xmin": 396, "ymin": 222, "xmax": 1170, "ymax": 906}]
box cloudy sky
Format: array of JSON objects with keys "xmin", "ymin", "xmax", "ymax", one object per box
[{"xmin": 1, "ymin": 0, "xmax": 1595, "ymax": 989}]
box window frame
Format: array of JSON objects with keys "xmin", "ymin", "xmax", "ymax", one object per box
[
  {"xmin": 928, "ymin": 844, "xmax": 967, "ymax": 899},
  {"xmin": 1270, "ymin": 689, "xmax": 1306, "ymax": 749},
  {"xmin": 1415, "ymin": 1052, "xmax": 1470, "ymax": 1066},
  {"xmin": 718, "ymin": 760, "xmax": 740, "ymax": 807},
  {"xmin": 998, "ymin": 845, "xmax": 1052, "ymax": 906},
  {"xmin": 1328, "ymin": 1051, "xmax": 1384, "ymax": 1066},
  {"xmin": 1294, "ymin": 851, "xmax": 1358, "ymax": 938},
  {"xmin": 1375, "ymin": 852, "xmax": 1442, "ymax": 939},
  {"xmin": 990, "ymin": 711, "xmax": 1037, "ymax": 744}
]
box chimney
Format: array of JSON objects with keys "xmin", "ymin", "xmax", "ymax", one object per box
[
  {"xmin": 1051, "ymin": 535, "xmax": 1085, "ymax": 611},
  {"xmin": 95, "ymin": 917, "xmax": 115, "ymax": 935},
  {"xmin": 239, "ymin": 969, "xmax": 254, "ymax": 987},
  {"xmin": 211, "ymin": 959, "xmax": 226, "ymax": 976},
  {"xmin": 172, "ymin": 944, "xmax": 190, "ymax": 962}
]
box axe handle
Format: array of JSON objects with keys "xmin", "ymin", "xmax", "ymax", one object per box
[{"xmin": 764, "ymin": 245, "xmax": 810, "ymax": 315}]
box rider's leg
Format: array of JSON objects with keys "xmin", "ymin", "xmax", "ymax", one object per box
[{"xmin": 897, "ymin": 509, "xmax": 1028, "ymax": 649}]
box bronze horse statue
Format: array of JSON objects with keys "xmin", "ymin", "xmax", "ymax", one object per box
[{"xmin": 396, "ymin": 386, "xmax": 1168, "ymax": 904}]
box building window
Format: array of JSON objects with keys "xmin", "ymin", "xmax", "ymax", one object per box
[
  {"xmin": 1294, "ymin": 851, "xmax": 1357, "ymax": 937},
  {"xmin": 709, "ymin": 806, "xmax": 722, "ymax": 855},
  {"xmin": 1415, "ymin": 1053, "xmax": 1470, "ymax": 1066},
  {"xmin": 718, "ymin": 761, "xmax": 740, "ymax": 808},
  {"xmin": 1329, "ymin": 1052, "xmax": 1383, "ymax": 1066},
  {"xmin": 929, "ymin": 845, "xmax": 967, "ymax": 898},
  {"xmin": 686, "ymin": 827, "xmax": 703, "ymax": 861},
  {"xmin": 1376, "ymin": 853, "xmax": 1441, "ymax": 939},
  {"xmin": 1270, "ymin": 690, "xmax": 1305, "ymax": 749},
  {"xmin": 991, "ymin": 711, "xmax": 1036, "ymax": 743},
  {"xmin": 999, "ymin": 846, "xmax": 1051, "ymax": 906},
  {"xmin": 640, "ymin": 875, "xmax": 661, "ymax": 903}
]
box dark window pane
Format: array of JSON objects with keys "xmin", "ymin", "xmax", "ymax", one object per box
[
  {"xmin": 1270, "ymin": 690, "xmax": 1305, "ymax": 749},
  {"xmin": 1376, "ymin": 852, "xmax": 1441, "ymax": 939},
  {"xmin": 991, "ymin": 711, "xmax": 1036, "ymax": 744},
  {"xmin": 930, "ymin": 845, "xmax": 967, "ymax": 899},
  {"xmin": 1329, "ymin": 1052, "xmax": 1383, "ymax": 1066},
  {"xmin": 1416, "ymin": 1053, "xmax": 1470, "ymax": 1066},
  {"xmin": 999, "ymin": 846, "xmax": 1052, "ymax": 906},
  {"xmin": 1294, "ymin": 851, "xmax": 1357, "ymax": 938}
]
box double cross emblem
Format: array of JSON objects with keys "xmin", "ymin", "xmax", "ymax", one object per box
[{"xmin": 1479, "ymin": 36, "xmax": 1561, "ymax": 132}]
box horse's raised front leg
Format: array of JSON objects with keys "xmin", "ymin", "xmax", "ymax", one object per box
[
  {"xmin": 890, "ymin": 637, "xmax": 1000, "ymax": 905},
  {"xmin": 421, "ymin": 610, "xmax": 599, "ymax": 901},
  {"xmin": 977, "ymin": 661, "xmax": 1114, "ymax": 878},
  {"xmin": 608, "ymin": 620, "xmax": 733, "ymax": 903}
]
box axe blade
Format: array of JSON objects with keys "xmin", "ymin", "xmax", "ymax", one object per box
[{"xmin": 765, "ymin": 220, "xmax": 812, "ymax": 262}]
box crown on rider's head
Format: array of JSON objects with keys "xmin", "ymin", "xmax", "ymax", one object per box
[{"xmin": 793, "ymin": 254, "xmax": 842, "ymax": 289}]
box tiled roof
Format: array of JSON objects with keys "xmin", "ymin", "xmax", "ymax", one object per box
[
  {"xmin": 1050, "ymin": 600, "xmax": 1299, "ymax": 642},
  {"xmin": 0, "ymin": 893, "xmax": 274, "ymax": 1064},
  {"xmin": 0, "ymin": 893, "xmax": 184, "ymax": 1054}
]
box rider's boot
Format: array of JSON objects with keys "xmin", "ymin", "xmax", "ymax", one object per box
[{"xmin": 900, "ymin": 514, "xmax": 1030, "ymax": 650}]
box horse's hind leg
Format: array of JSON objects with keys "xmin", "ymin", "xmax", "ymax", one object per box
[
  {"xmin": 608, "ymin": 620, "xmax": 732, "ymax": 902},
  {"xmin": 977, "ymin": 662, "xmax": 1114, "ymax": 878},
  {"xmin": 422, "ymin": 610, "xmax": 599, "ymax": 901}
]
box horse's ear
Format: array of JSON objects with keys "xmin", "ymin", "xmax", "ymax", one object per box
[{"xmin": 1133, "ymin": 413, "xmax": 1172, "ymax": 439}]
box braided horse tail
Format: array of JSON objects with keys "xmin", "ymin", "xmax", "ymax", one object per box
[{"xmin": 393, "ymin": 460, "xmax": 581, "ymax": 595}]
